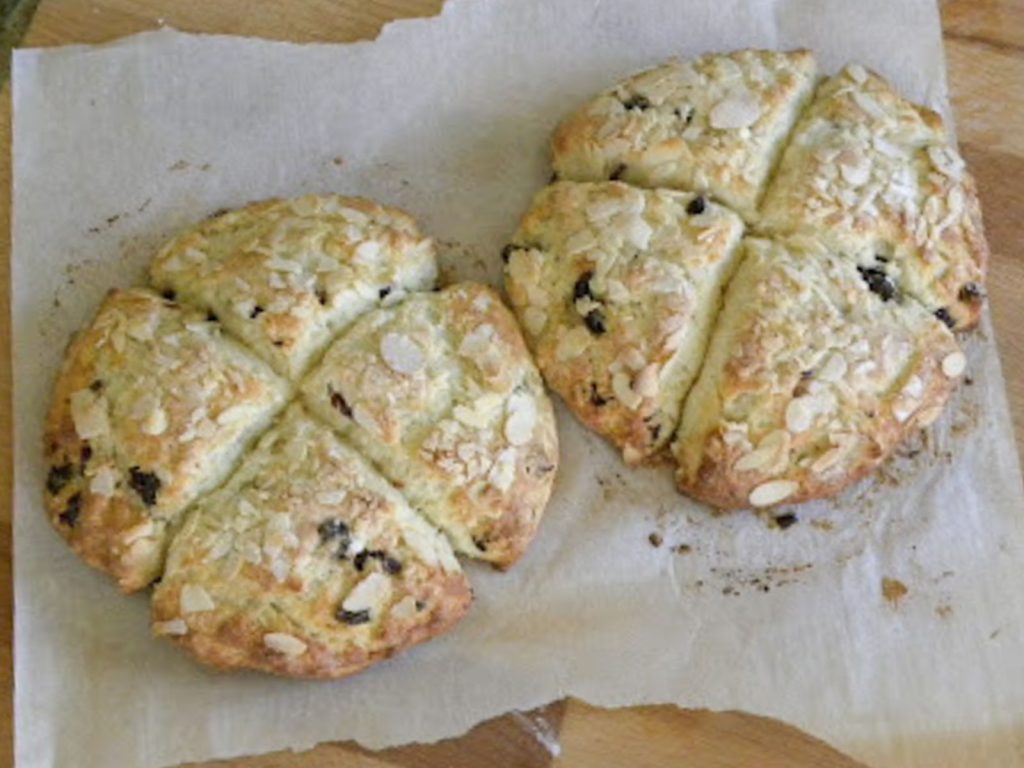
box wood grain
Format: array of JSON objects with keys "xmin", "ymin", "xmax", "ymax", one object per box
[{"xmin": 4, "ymin": 1, "xmax": 1021, "ymax": 767}]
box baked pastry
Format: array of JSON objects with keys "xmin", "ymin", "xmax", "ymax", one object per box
[
  {"xmin": 152, "ymin": 405, "xmax": 471, "ymax": 678},
  {"xmin": 46, "ymin": 194, "xmax": 559, "ymax": 676},
  {"xmin": 301, "ymin": 282, "xmax": 559, "ymax": 567},
  {"xmin": 43, "ymin": 289, "xmax": 290, "ymax": 591},
  {"xmin": 671, "ymin": 237, "xmax": 965, "ymax": 509},
  {"xmin": 758, "ymin": 65, "xmax": 987, "ymax": 330},
  {"xmin": 551, "ymin": 49, "xmax": 818, "ymax": 222},
  {"xmin": 504, "ymin": 181, "xmax": 743, "ymax": 464},
  {"xmin": 150, "ymin": 195, "xmax": 438, "ymax": 379}
]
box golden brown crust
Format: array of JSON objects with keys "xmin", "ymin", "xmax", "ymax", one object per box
[
  {"xmin": 551, "ymin": 49, "xmax": 818, "ymax": 221},
  {"xmin": 150, "ymin": 194, "xmax": 438, "ymax": 380},
  {"xmin": 504, "ymin": 181, "xmax": 744, "ymax": 464},
  {"xmin": 758, "ymin": 65, "xmax": 988, "ymax": 330},
  {"xmin": 151, "ymin": 406, "xmax": 472, "ymax": 678},
  {"xmin": 44, "ymin": 289, "xmax": 290, "ymax": 591},
  {"xmin": 300, "ymin": 283, "xmax": 559, "ymax": 568},
  {"xmin": 672, "ymin": 237, "xmax": 965, "ymax": 510}
]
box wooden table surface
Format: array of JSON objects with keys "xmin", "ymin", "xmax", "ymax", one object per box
[{"xmin": 2, "ymin": 1, "xmax": 1022, "ymax": 766}]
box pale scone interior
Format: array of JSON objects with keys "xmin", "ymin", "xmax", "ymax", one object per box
[
  {"xmin": 504, "ymin": 181, "xmax": 744, "ymax": 464},
  {"xmin": 150, "ymin": 195, "xmax": 438, "ymax": 380},
  {"xmin": 551, "ymin": 49, "xmax": 819, "ymax": 221},
  {"xmin": 44, "ymin": 288, "xmax": 291, "ymax": 592},
  {"xmin": 152, "ymin": 405, "xmax": 471, "ymax": 678},
  {"xmin": 672, "ymin": 237, "xmax": 966, "ymax": 509},
  {"xmin": 300, "ymin": 283, "xmax": 559, "ymax": 568}
]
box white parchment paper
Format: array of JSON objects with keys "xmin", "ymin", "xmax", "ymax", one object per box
[{"xmin": 13, "ymin": 1, "xmax": 1024, "ymax": 766}]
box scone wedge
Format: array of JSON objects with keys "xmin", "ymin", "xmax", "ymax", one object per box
[
  {"xmin": 301, "ymin": 283, "xmax": 558, "ymax": 568},
  {"xmin": 504, "ymin": 181, "xmax": 744, "ymax": 464},
  {"xmin": 672, "ymin": 237, "xmax": 966, "ymax": 510},
  {"xmin": 150, "ymin": 195, "xmax": 438, "ymax": 379},
  {"xmin": 152, "ymin": 406, "xmax": 471, "ymax": 678},
  {"xmin": 44, "ymin": 289, "xmax": 290, "ymax": 591},
  {"xmin": 758, "ymin": 65, "xmax": 988, "ymax": 329},
  {"xmin": 551, "ymin": 49, "xmax": 818, "ymax": 221}
]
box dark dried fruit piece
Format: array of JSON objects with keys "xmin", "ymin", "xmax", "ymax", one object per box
[
  {"xmin": 934, "ymin": 307, "xmax": 956, "ymax": 329},
  {"xmin": 959, "ymin": 282, "xmax": 984, "ymax": 303},
  {"xmin": 775, "ymin": 513, "xmax": 797, "ymax": 530},
  {"xmin": 328, "ymin": 387, "xmax": 353, "ymax": 418},
  {"xmin": 609, "ymin": 163, "xmax": 627, "ymax": 181},
  {"xmin": 336, "ymin": 607, "xmax": 371, "ymax": 626},
  {"xmin": 573, "ymin": 271, "xmax": 594, "ymax": 302},
  {"xmin": 378, "ymin": 285, "xmax": 392, "ymax": 300},
  {"xmin": 353, "ymin": 551, "xmax": 368, "ymax": 572},
  {"xmin": 128, "ymin": 466, "xmax": 161, "ymax": 507},
  {"xmin": 160, "ymin": 289, "xmax": 177, "ymax": 301},
  {"xmin": 621, "ymin": 94, "xmax": 651, "ymax": 111},
  {"xmin": 89, "ymin": 379, "xmax": 104, "ymax": 393},
  {"xmin": 856, "ymin": 266, "xmax": 899, "ymax": 302},
  {"xmin": 472, "ymin": 536, "xmax": 488, "ymax": 553},
  {"xmin": 80, "ymin": 443, "xmax": 93, "ymax": 466},
  {"xmin": 46, "ymin": 463, "xmax": 74, "ymax": 495},
  {"xmin": 584, "ymin": 309, "xmax": 607, "ymax": 335},
  {"xmin": 686, "ymin": 196, "xmax": 706, "ymax": 215},
  {"xmin": 316, "ymin": 288, "xmax": 329, "ymax": 306},
  {"xmin": 318, "ymin": 518, "xmax": 349, "ymax": 543},
  {"xmin": 589, "ymin": 383, "xmax": 608, "ymax": 407},
  {"xmin": 249, "ymin": 305, "xmax": 264, "ymax": 319},
  {"xmin": 206, "ymin": 311, "xmax": 219, "ymax": 323},
  {"xmin": 59, "ymin": 493, "xmax": 82, "ymax": 527},
  {"xmin": 382, "ymin": 557, "xmax": 403, "ymax": 575}
]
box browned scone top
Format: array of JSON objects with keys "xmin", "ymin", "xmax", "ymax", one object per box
[
  {"xmin": 551, "ymin": 49, "xmax": 818, "ymax": 222},
  {"xmin": 672, "ymin": 237, "xmax": 966, "ymax": 510},
  {"xmin": 43, "ymin": 288, "xmax": 291, "ymax": 592},
  {"xmin": 758, "ymin": 64, "xmax": 988, "ymax": 330},
  {"xmin": 152, "ymin": 405, "xmax": 471, "ymax": 678},
  {"xmin": 302, "ymin": 282, "xmax": 559, "ymax": 568},
  {"xmin": 150, "ymin": 194, "xmax": 438, "ymax": 380},
  {"xmin": 504, "ymin": 181, "xmax": 743, "ymax": 465}
]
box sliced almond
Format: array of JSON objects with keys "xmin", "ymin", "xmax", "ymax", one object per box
[
  {"xmin": 941, "ymin": 351, "xmax": 966, "ymax": 378},
  {"xmin": 263, "ymin": 632, "xmax": 308, "ymax": 656},
  {"xmin": 179, "ymin": 584, "xmax": 215, "ymax": 614},
  {"xmin": 748, "ymin": 479, "xmax": 798, "ymax": 507},
  {"xmin": 380, "ymin": 333, "xmax": 425, "ymax": 375}
]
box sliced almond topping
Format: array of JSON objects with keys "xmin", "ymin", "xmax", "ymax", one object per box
[
  {"xmin": 709, "ymin": 93, "xmax": 761, "ymax": 130},
  {"xmin": 69, "ymin": 389, "xmax": 110, "ymax": 440},
  {"xmin": 343, "ymin": 572, "xmax": 392, "ymax": 613},
  {"xmin": 263, "ymin": 632, "xmax": 308, "ymax": 656},
  {"xmin": 154, "ymin": 619, "xmax": 188, "ymax": 637},
  {"xmin": 847, "ymin": 64, "xmax": 868, "ymax": 84},
  {"xmin": 180, "ymin": 584, "xmax": 215, "ymax": 614},
  {"xmin": 749, "ymin": 479, "xmax": 798, "ymax": 507},
  {"xmin": 380, "ymin": 332, "xmax": 425, "ymax": 375},
  {"xmin": 89, "ymin": 466, "xmax": 118, "ymax": 497},
  {"xmin": 555, "ymin": 326, "xmax": 592, "ymax": 361},
  {"xmin": 141, "ymin": 406, "xmax": 168, "ymax": 436},
  {"xmin": 817, "ymin": 353, "xmax": 848, "ymax": 383},
  {"xmin": 504, "ymin": 393, "xmax": 537, "ymax": 446},
  {"xmin": 785, "ymin": 396, "xmax": 815, "ymax": 434},
  {"xmin": 523, "ymin": 307, "xmax": 548, "ymax": 336},
  {"xmin": 612, "ymin": 371, "xmax": 642, "ymax": 410},
  {"xmin": 941, "ymin": 351, "xmax": 966, "ymax": 378},
  {"xmin": 633, "ymin": 364, "xmax": 660, "ymax": 399}
]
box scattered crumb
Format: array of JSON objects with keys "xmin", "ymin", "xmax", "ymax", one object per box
[
  {"xmin": 199, "ymin": 163, "xmax": 212, "ymax": 171},
  {"xmin": 990, "ymin": 629, "xmax": 1001, "ymax": 640},
  {"xmin": 137, "ymin": 197, "xmax": 152, "ymax": 213},
  {"xmin": 882, "ymin": 577, "xmax": 909, "ymax": 606},
  {"xmin": 810, "ymin": 519, "xmax": 834, "ymax": 532},
  {"xmin": 674, "ymin": 543, "xmax": 691, "ymax": 555},
  {"xmin": 935, "ymin": 604, "xmax": 954, "ymax": 619},
  {"xmin": 332, "ymin": 156, "xmax": 344, "ymax": 167},
  {"xmin": 774, "ymin": 513, "xmax": 797, "ymax": 530},
  {"xmin": 648, "ymin": 532, "xmax": 663, "ymax": 548},
  {"xmin": 168, "ymin": 159, "xmax": 189, "ymax": 172}
]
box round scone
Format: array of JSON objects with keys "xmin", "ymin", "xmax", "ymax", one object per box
[
  {"xmin": 551, "ymin": 49, "xmax": 818, "ymax": 222},
  {"xmin": 150, "ymin": 195, "xmax": 438, "ymax": 380},
  {"xmin": 758, "ymin": 65, "xmax": 987, "ymax": 330},
  {"xmin": 301, "ymin": 282, "xmax": 558, "ymax": 568},
  {"xmin": 152, "ymin": 405, "xmax": 471, "ymax": 678},
  {"xmin": 44, "ymin": 289, "xmax": 290, "ymax": 591},
  {"xmin": 504, "ymin": 181, "xmax": 744, "ymax": 464},
  {"xmin": 671, "ymin": 237, "xmax": 966, "ymax": 510}
]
